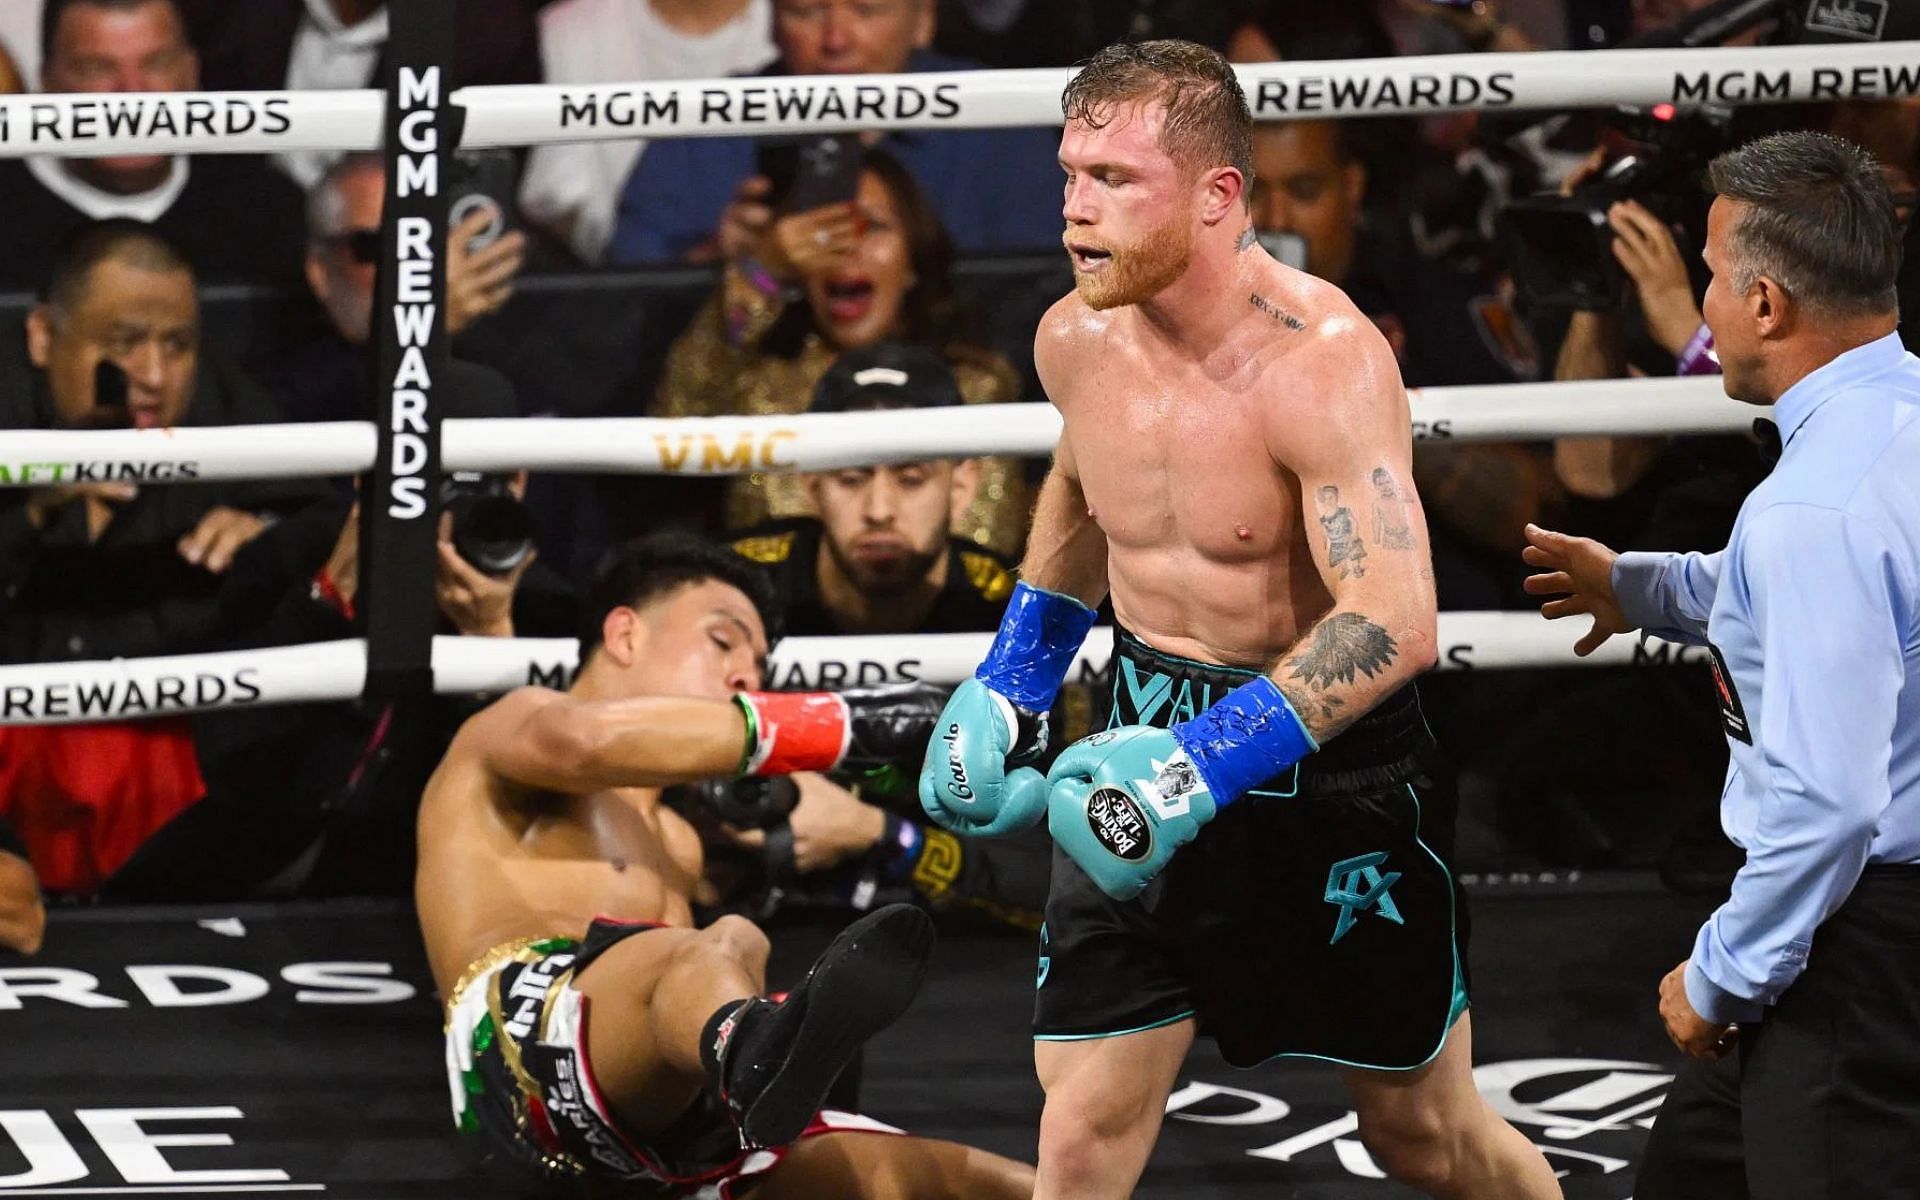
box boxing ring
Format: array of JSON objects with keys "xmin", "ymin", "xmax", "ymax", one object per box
[{"xmin": 0, "ymin": 17, "xmax": 1915, "ymax": 1196}]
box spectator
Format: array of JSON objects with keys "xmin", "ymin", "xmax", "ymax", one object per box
[
  {"xmin": 108, "ymin": 366, "xmax": 578, "ymax": 902},
  {"xmin": 607, "ymin": 0, "xmax": 1060, "ymax": 264},
  {"xmin": 0, "ymin": 222, "xmax": 319, "ymax": 896},
  {"xmin": 655, "ymin": 146, "xmax": 1030, "ymax": 557},
  {"xmin": 0, "ymin": 222, "xmax": 318, "ymax": 662},
  {"xmin": 282, "ymin": 152, "xmax": 527, "ymax": 424},
  {"xmin": 178, "ymin": 0, "xmax": 541, "ymax": 190},
  {"xmin": 520, "ymin": 0, "xmax": 777, "ymax": 265},
  {"xmin": 1250, "ymin": 117, "xmax": 1560, "ymax": 592},
  {"xmin": 0, "ymin": 0, "xmax": 306, "ymax": 290},
  {"xmin": 0, "ymin": 818, "xmax": 46, "ymax": 956},
  {"xmin": 731, "ymin": 342, "xmax": 1012, "ymax": 636}
]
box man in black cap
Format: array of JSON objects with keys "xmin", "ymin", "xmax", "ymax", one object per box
[{"xmin": 732, "ymin": 342, "xmax": 1015, "ymax": 639}]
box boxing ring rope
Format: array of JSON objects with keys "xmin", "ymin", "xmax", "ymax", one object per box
[
  {"xmin": 0, "ymin": 375, "xmax": 1762, "ymax": 485},
  {"xmin": 0, "ymin": 617, "xmax": 1705, "ymax": 725},
  {"xmin": 1, "ymin": 35, "xmax": 1850, "ymax": 725},
  {"xmin": 0, "ymin": 41, "xmax": 1915, "ymax": 161}
]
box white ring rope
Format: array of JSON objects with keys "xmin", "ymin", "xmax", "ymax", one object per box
[
  {"xmin": 0, "ymin": 617, "xmax": 1709, "ymax": 725},
  {"xmin": 0, "ymin": 43, "xmax": 1913, "ymax": 158},
  {"xmin": 0, "ymin": 376, "xmax": 1760, "ymax": 486}
]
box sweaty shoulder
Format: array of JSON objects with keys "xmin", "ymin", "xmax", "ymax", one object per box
[
  {"xmin": 1033, "ymin": 292, "xmax": 1114, "ymax": 405},
  {"xmin": 456, "ymin": 686, "xmax": 564, "ymax": 753},
  {"xmin": 1291, "ymin": 272, "xmax": 1402, "ymax": 400},
  {"xmin": 1254, "ymin": 268, "xmax": 1407, "ymax": 454}
]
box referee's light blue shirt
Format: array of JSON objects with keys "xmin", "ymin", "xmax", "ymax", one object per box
[{"xmin": 1612, "ymin": 331, "xmax": 1920, "ymax": 1025}]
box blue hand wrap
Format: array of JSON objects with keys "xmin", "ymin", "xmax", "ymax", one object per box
[
  {"xmin": 976, "ymin": 582, "xmax": 1098, "ymax": 711},
  {"xmin": 1171, "ymin": 676, "xmax": 1319, "ymax": 807}
]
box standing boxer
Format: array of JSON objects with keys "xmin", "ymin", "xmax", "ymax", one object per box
[
  {"xmin": 918, "ymin": 40, "xmax": 1559, "ymax": 1200},
  {"xmin": 1527, "ymin": 131, "xmax": 1920, "ymax": 1200}
]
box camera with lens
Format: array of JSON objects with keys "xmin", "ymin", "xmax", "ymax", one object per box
[
  {"xmin": 1502, "ymin": 104, "xmax": 1735, "ymax": 310},
  {"xmin": 440, "ymin": 471, "xmax": 536, "ymax": 577}
]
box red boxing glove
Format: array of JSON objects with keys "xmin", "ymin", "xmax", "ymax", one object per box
[
  {"xmin": 736, "ymin": 692, "xmax": 852, "ymax": 776},
  {"xmin": 735, "ymin": 685, "xmax": 946, "ymax": 777}
]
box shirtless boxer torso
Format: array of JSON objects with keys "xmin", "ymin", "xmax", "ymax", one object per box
[
  {"xmin": 919, "ymin": 41, "xmax": 1562, "ymax": 1200},
  {"xmin": 417, "ymin": 533, "xmax": 1033, "ymax": 1199}
]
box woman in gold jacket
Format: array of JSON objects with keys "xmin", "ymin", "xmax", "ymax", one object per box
[{"xmin": 654, "ymin": 146, "xmax": 1030, "ymax": 559}]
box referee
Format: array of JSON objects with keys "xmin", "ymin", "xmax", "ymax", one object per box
[{"xmin": 1523, "ymin": 129, "xmax": 1920, "ymax": 1198}]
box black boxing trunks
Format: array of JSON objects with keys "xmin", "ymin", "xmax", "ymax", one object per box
[
  {"xmin": 1033, "ymin": 629, "xmax": 1470, "ymax": 1070},
  {"xmin": 444, "ymin": 918, "xmax": 899, "ymax": 1197}
]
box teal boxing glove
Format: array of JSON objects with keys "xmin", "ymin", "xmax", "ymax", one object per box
[
  {"xmin": 918, "ymin": 582, "xmax": 1096, "ymax": 837},
  {"xmin": 1046, "ymin": 675, "xmax": 1317, "ymax": 901},
  {"xmin": 918, "ymin": 680, "xmax": 1050, "ymax": 835}
]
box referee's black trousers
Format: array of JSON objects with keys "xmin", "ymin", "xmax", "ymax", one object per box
[{"xmin": 1637, "ymin": 865, "xmax": 1920, "ymax": 1199}]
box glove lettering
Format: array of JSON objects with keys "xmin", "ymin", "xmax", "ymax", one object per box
[
  {"xmin": 941, "ymin": 723, "xmax": 974, "ymax": 803},
  {"xmin": 1087, "ymin": 787, "xmax": 1153, "ymax": 862}
]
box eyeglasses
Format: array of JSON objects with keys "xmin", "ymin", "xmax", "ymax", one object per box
[{"xmin": 325, "ymin": 229, "xmax": 382, "ymax": 264}]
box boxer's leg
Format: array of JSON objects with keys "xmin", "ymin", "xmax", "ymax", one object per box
[
  {"xmin": 1342, "ymin": 1011, "xmax": 1562, "ymax": 1199},
  {"xmin": 578, "ymin": 905, "xmax": 934, "ymax": 1147},
  {"xmin": 1032, "ymin": 1019, "xmax": 1194, "ymax": 1200},
  {"xmin": 572, "ymin": 916, "xmax": 769, "ymax": 1135}
]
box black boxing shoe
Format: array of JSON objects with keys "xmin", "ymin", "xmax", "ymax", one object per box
[{"xmin": 699, "ymin": 904, "xmax": 934, "ymax": 1150}]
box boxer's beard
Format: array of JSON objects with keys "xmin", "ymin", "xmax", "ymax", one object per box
[{"xmin": 1072, "ymin": 218, "xmax": 1193, "ymax": 310}]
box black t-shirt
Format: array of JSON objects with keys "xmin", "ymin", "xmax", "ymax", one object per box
[
  {"xmin": 731, "ymin": 518, "xmax": 1015, "ymax": 639},
  {"xmin": 0, "ymin": 155, "xmax": 305, "ymax": 292}
]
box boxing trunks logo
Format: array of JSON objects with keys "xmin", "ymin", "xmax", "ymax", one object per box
[
  {"xmin": 1086, "ymin": 787, "xmax": 1152, "ymax": 861},
  {"xmin": 1705, "ymin": 642, "xmax": 1752, "ymax": 745},
  {"xmin": 1323, "ymin": 852, "xmax": 1405, "ymax": 946}
]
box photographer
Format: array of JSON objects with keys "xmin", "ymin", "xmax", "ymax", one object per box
[
  {"xmin": 1495, "ymin": 141, "xmax": 1765, "ymax": 878},
  {"xmin": 1552, "ymin": 150, "xmax": 1728, "ymax": 505},
  {"xmin": 107, "ymin": 365, "xmax": 577, "ymax": 901}
]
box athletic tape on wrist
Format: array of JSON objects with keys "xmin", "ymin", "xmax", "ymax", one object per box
[
  {"xmin": 736, "ymin": 692, "xmax": 852, "ymax": 775},
  {"xmin": 975, "ymin": 582, "xmax": 1097, "ymax": 711},
  {"xmin": 1174, "ymin": 677, "xmax": 1319, "ymax": 807}
]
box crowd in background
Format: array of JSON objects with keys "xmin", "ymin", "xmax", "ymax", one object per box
[{"xmin": 0, "ymin": 0, "xmax": 1917, "ymax": 947}]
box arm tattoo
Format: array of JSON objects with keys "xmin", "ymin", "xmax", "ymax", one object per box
[
  {"xmin": 1236, "ymin": 226, "xmax": 1258, "ymax": 252},
  {"xmin": 1285, "ymin": 612, "xmax": 1401, "ymax": 693},
  {"xmin": 1369, "ymin": 467, "xmax": 1415, "ymax": 551},
  {"xmin": 1314, "ymin": 485, "xmax": 1367, "ymax": 578},
  {"xmin": 1249, "ymin": 293, "xmax": 1306, "ymax": 331}
]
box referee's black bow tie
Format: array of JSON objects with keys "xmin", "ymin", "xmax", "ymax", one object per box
[{"xmin": 1753, "ymin": 418, "xmax": 1782, "ymax": 469}]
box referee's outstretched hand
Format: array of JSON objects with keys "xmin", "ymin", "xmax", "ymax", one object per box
[{"xmin": 1521, "ymin": 524, "xmax": 1631, "ymax": 656}]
